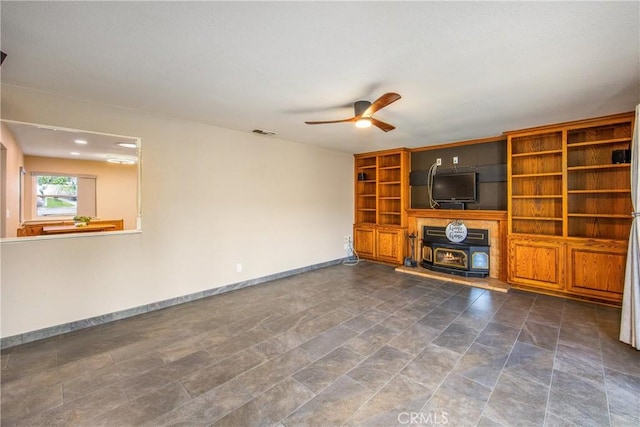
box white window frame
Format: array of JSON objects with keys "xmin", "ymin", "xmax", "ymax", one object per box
[{"xmin": 32, "ymin": 172, "xmax": 97, "ymax": 220}]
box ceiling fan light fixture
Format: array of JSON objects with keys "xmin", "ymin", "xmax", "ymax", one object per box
[
  {"xmin": 355, "ymin": 118, "xmax": 372, "ymax": 128},
  {"xmin": 305, "ymin": 92, "xmax": 400, "ymax": 132}
]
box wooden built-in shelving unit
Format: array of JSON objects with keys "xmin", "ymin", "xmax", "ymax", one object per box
[
  {"xmin": 506, "ymin": 112, "xmax": 634, "ymax": 304},
  {"xmin": 354, "ymin": 149, "xmax": 409, "ymax": 264}
]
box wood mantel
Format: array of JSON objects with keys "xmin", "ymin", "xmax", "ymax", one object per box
[
  {"xmin": 406, "ymin": 209, "xmax": 508, "ymax": 282},
  {"xmin": 406, "ymin": 209, "xmax": 507, "ymax": 221}
]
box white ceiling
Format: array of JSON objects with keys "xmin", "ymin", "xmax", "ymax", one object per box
[
  {"xmin": 2, "ymin": 120, "xmax": 139, "ymax": 163},
  {"xmin": 1, "ymin": 1, "xmax": 638, "ymax": 154}
]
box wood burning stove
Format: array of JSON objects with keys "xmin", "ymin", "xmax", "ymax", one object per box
[{"xmin": 421, "ymin": 224, "xmax": 490, "ymax": 278}]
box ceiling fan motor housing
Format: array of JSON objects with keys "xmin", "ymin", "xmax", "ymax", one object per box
[{"xmin": 354, "ymin": 100, "xmax": 371, "ymax": 116}]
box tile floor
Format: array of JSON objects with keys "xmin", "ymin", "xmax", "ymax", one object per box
[{"xmin": 1, "ymin": 261, "xmax": 639, "ymax": 426}]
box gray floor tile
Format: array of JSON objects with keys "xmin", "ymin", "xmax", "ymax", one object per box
[
  {"xmin": 388, "ymin": 321, "xmax": 440, "ymax": 355},
  {"xmin": 19, "ymin": 384, "xmax": 128, "ymax": 427},
  {"xmin": 377, "ymin": 313, "xmax": 419, "ymax": 333},
  {"xmin": 432, "ymin": 322, "xmax": 479, "ymax": 354},
  {"xmin": 345, "ymin": 374, "xmax": 432, "ymax": 426},
  {"xmin": 299, "ymin": 324, "xmax": 359, "ymax": 359},
  {"xmin": 517, "ymin": 320, "xmax": 559, "ymax": 351},
  {"xmin": 526, "ymin": 305, "xmax": 563, "ymax": 328},
  {"xmin": 86, "ymin": 381, "xmax": 191, "ymax": 426},
  {"xmin": 417, "ymin": 306, "xmax": 460, "ymax": 331},
  {"xmin": 452, "ymin": 342, "xmax": 508, "ymax": 388},
  {"xmin": 422, "ymin": 373, "xmax": 492, "ymax": 427},
  {"xmin": 284, "ymin": 375, "xmax": 373, "ymax": 427},
  {"xmin": 548, "ymin": 369, "xmax": 610, "ymax": 426},
  {"xmin": 504, "ymin": 342, "xmax": 555, "ymax": 386},
  {"xmin": 544, "ymin": 411, "xmax": 581, "ymax": 427},
  {"xmin": 438, "ymin": 294, "xmax": 477, "ymax": 313},
  {"xmin": 468, "ymin": 291, "xmax": 507, "ymax": 314},
  {"xmin": 146, "ymin": 378, "xmax": 253, "ymax": 426},
  {"xmin": 0, "ymin": 382, "xmax": 63, "ymax": 425},
  {"xmin": 600, "ymin": 334, "xmax": 640, "ymax": 377},
  {"xmin": 213, "ymin": 377, "xmax": 314, "ymax": 427},
  {"xmin": 456, "ymin": 306, "xmax": 496, "ymax": 332},
  {"xmin": 401, "ymin": 343, "xmax": 461, "ymax": 392},
  {"xmin": 346, "ymin": 345, "xmax": 413, "ymax": 390},
  {"xmin": 491, "ymin": 305, "xmax": 529, "ymax": 328},
  {"xmin": 475, "ymin": 321, "xmax": 520, "ymax": 352},
  {"xmin": 343, "ymin": 296, "xmax": 385, "ymax": 315},
  {"xmin": 553, "ymin": 343, "xmax": 604, "ymax": 386},
  {"xmin": 236, "ymin": 348, "xmax": 312, "ymax": 397},
  {"xmin": 180, "ymin": 347, "xmax": 265, "ymax": 398},
  {"xmin": 342, "ymin": 323, "xmax": 400, "ymax": 357},
  {"xmin": 604, "ymin": 368, "xmax": 640, "ymax": 421},
  {"xmin": 2, "ymin": 262, "xmax": 638, "ymax": 427},
  {"xmin": 292, "ymin": 347, "xmax": 365, "ymax": 394},
  {"xmin": 482, "ymin": 371, "xmax": 548, "ymax": 427},
  {"xmin": 342, "ymin": 309, "xmax": 389, "ymax": 332}
]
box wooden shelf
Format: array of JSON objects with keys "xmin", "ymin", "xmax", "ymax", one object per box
[
  {"xmin": 512, "ymin": 195, "xmax": 562, "ymax": 199},
  {"xmin": 568, "ymin": 189, "xmax": 630, "ymax": 194},
  {"xmin": 567, "ymin": 137, "xmax": 631, "ymax": 148},
  {"xmin": 511, "ymin": 149, "xmax": 562, "ymax": 157},
  {"xmin": 511, "ymin": 172, "xmax": 562, "ymax": 178},
  {"xmin": 567, "ymin": 164, "xmax": 630, "ymax": 171},
  {"xmin": 568, "ymin": 213, "xmax": 631, "ymax": 219},
  {"xmin": 512, "ymin": 216, "xmax": 563, "ymax": 221}
]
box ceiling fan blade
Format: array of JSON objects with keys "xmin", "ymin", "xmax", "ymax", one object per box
[
  {"xmin": 305, "ymin": 117, "xmax": 356, "ymax": 125},
  {"xmin": 370, "ymin": 118, "xmax": 396, "ymax": 132},
  {"xmin": 361, "ymin": 92, "xmax": 401, "ymax": 118}
]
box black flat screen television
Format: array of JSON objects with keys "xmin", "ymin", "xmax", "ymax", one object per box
[{"xmin": 432, "ymin": 172, "xmax": 477, "ymax": 203}]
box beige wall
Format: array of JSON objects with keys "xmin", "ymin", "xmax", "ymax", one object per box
[
  {"xmin": 0, "ymin": 122, "xmax": 25, "ymax": 238},
  {"xmin": 1, "ymin": 84, "xmax": 354, "ymax": 338},
  {"xmin": 23, "ymin": 156, "xmax": 137, "ymax": 229}
]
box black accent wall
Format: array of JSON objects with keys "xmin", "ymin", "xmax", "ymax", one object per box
[{"xmin": 410, "ymin": 140, "xmax": 507, "ymax": 210}]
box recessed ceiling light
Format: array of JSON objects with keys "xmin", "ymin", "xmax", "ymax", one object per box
[
  {"xmin": 74, "ymin": 139, "xmax": 88, "ymax": 144},
  {"xmin": 118, "ymin": 142, "xmax": 137, "ymax": 148},
  {"xmin": 70, "ymin": 151, "xmax": 81, "ymax": 156},
  {"xmin": 107, "ymin": 158, "xmax": 135, "ymax": 165}
]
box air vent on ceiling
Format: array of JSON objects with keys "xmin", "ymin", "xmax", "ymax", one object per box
[{"xmin": 252, "ymin": 129, "xmax": 276, "ymax": 136}]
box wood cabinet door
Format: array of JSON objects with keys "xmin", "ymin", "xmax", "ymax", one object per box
[
  {"xmin": 508, "ymin": 237, "xmax": 564, "ymax": 290},
  {"xmin": 354, "ymin": 227, "xmax": 375, "ymax": 259},
  {"xmin": 566, "ymin": 243, "xmax": 627, "ymax": 303},
  {"xmin": 376, "ymin": 228, "xmax": 404, "ymax": 264}
]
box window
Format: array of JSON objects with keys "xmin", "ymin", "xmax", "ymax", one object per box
[{"xmin": 33, "ymin": 173, "xmax": 96, "ymax": 218}]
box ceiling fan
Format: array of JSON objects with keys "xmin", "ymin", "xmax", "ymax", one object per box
[{"xmin": 305, "ymin": 92, "xmax": 401, "ymax": 132}]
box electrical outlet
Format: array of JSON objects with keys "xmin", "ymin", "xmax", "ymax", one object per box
[
  {"xmin": 344, "ymin": 235, "xmax": 352, "ymax": 250},
  {"xmin": 453, "ymin": 156, "xmax": 459, "ymax": 164},
  {"xmin": 236, "ymin": 263, "xmax": 242, "ymax": 272},
  {"xmin": 436, "ymin": 158, "xmax": 442, "ymax": 166}
]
